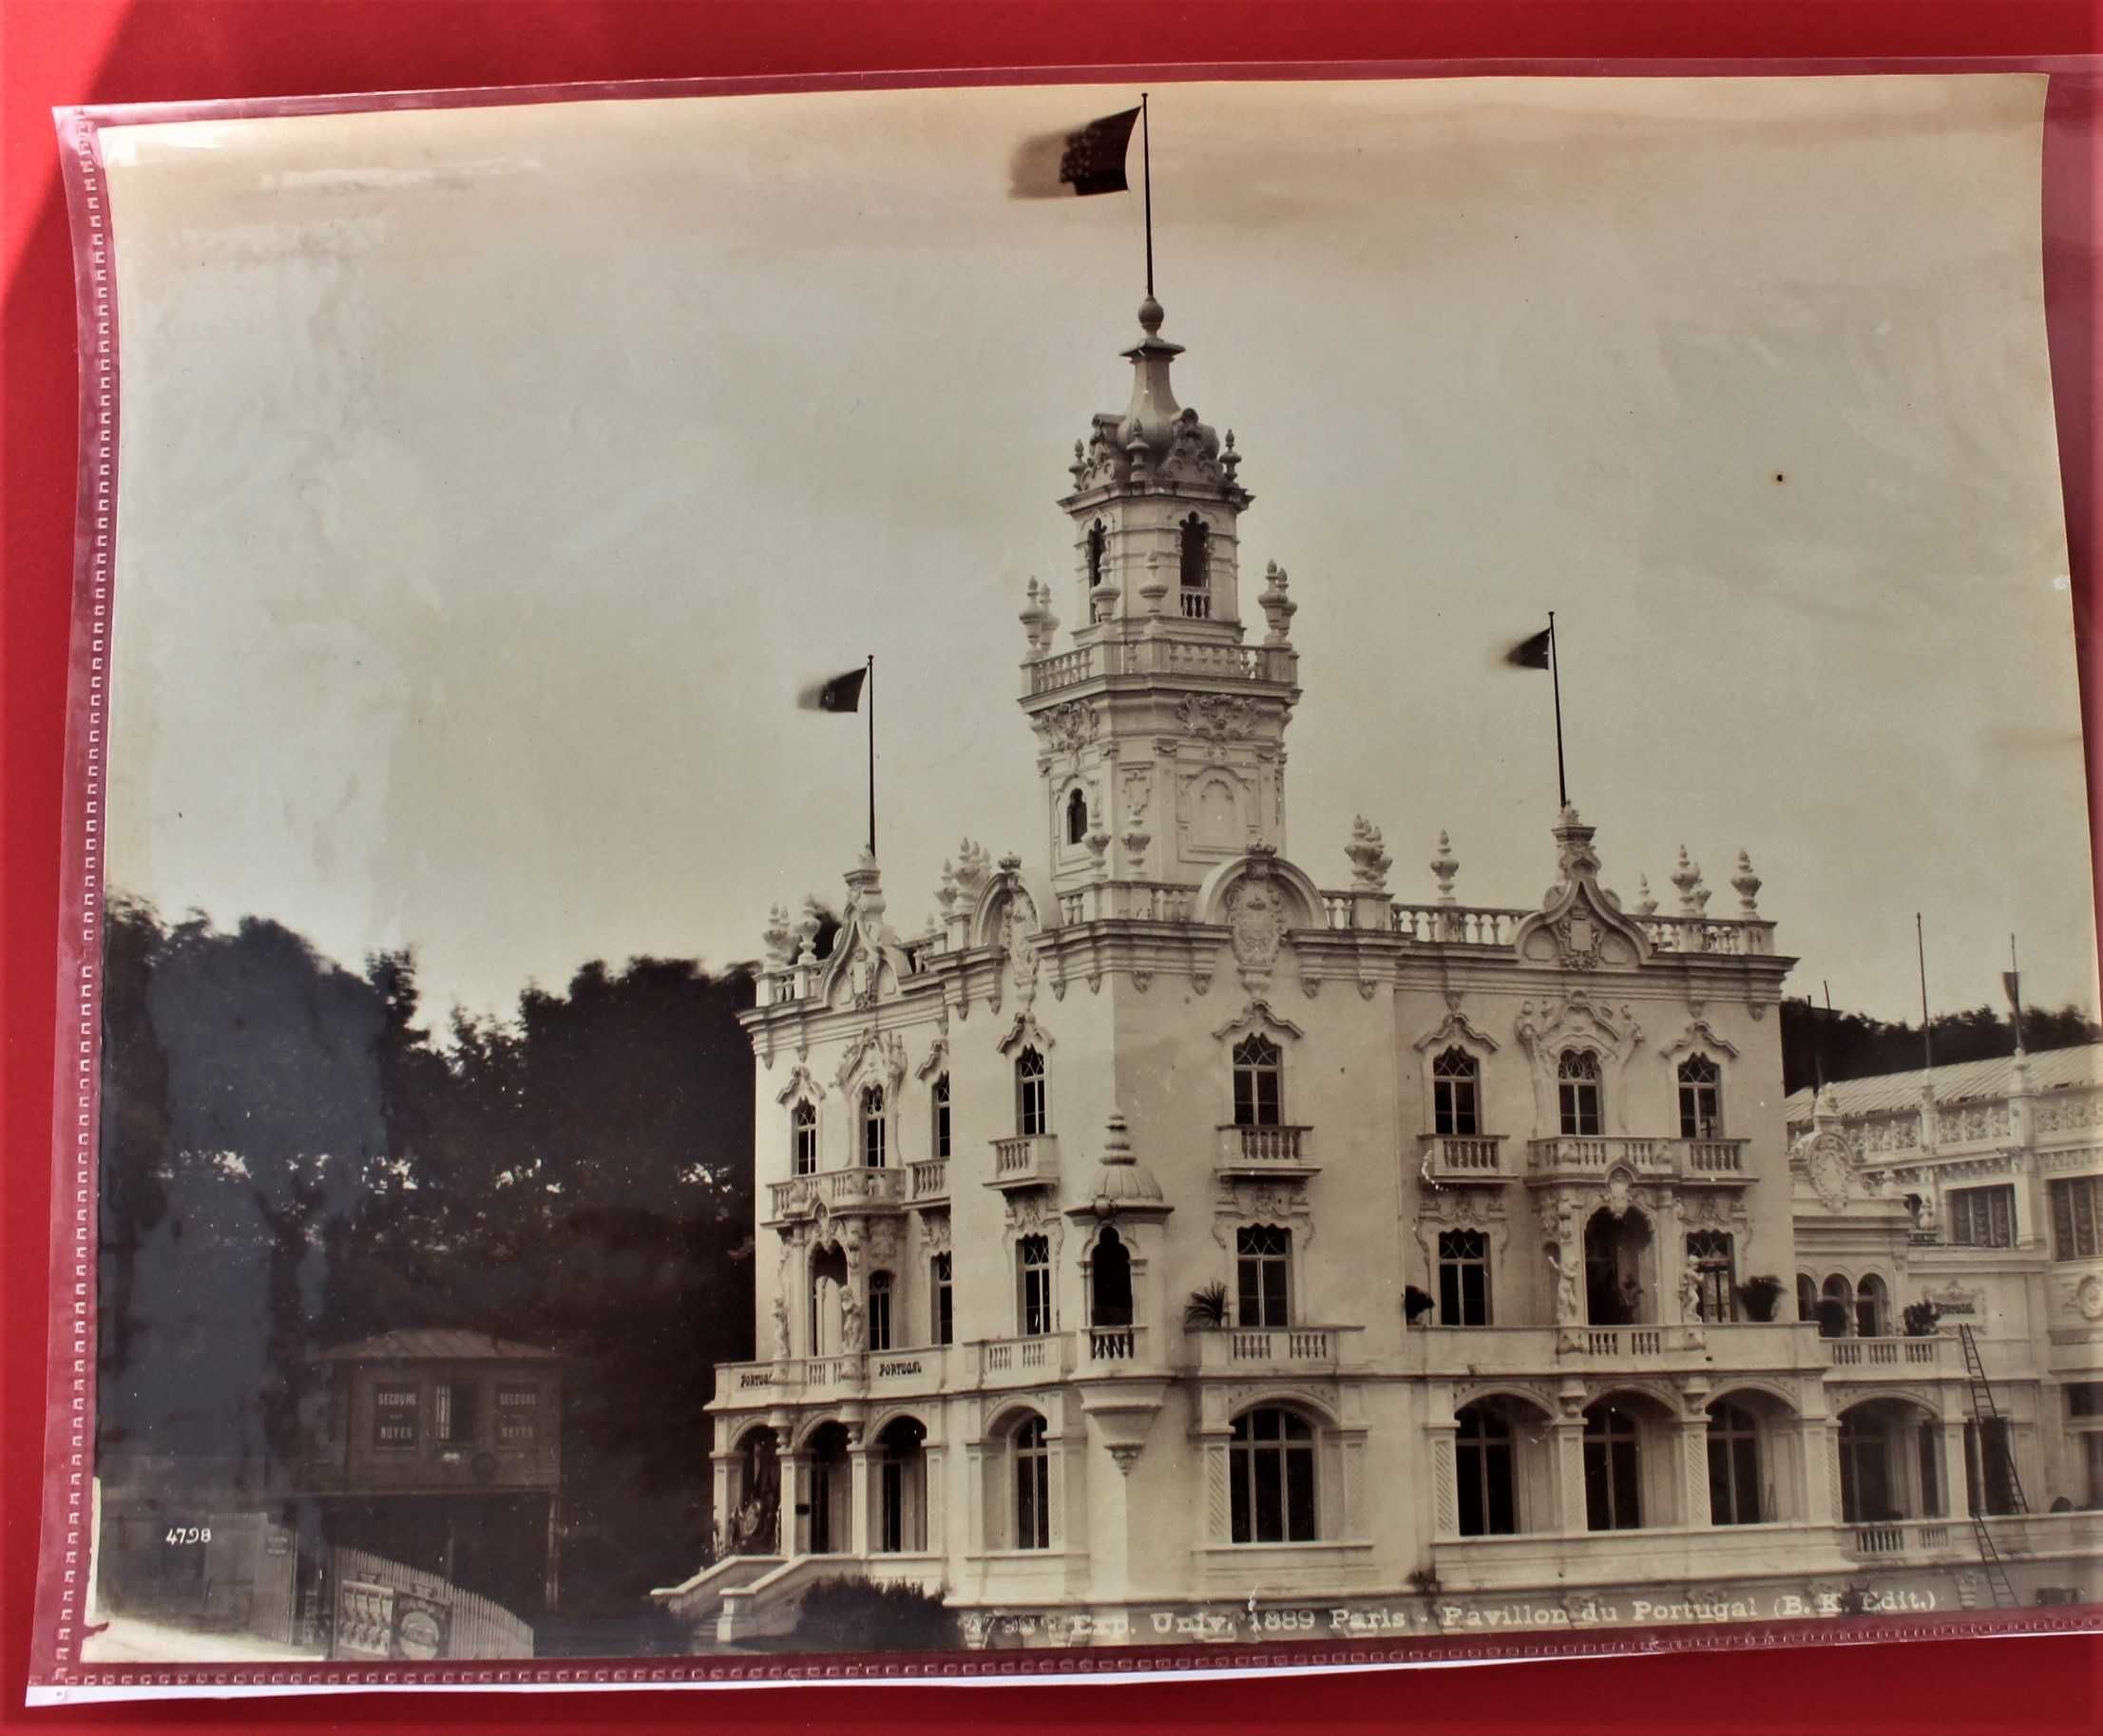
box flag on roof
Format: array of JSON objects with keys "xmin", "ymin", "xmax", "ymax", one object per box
[{"xmin": 1010, "ymin": 107, "xmax": 1142, "ymax": 199}]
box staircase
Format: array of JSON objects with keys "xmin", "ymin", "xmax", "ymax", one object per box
[{"xmin": 1957, "ymin": 1325, "xmax": 2026, "ymax": 1608}]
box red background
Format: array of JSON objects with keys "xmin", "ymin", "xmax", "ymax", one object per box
[{"xmin": 7, "ymin": 4, "xmax": 2102, "ymax": 1729}]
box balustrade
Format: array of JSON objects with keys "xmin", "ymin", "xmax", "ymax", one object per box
[
  {"xmin": 908, "ymin": 1159, "xmax": 947, "ymax": 1202},
  {"xmin": 1418, "ymin": 1135, "xmax": 1506, "ymax": 1176},
  {"xmin": 988, "ymin": 1134, "xmax": 1060, "ymax": 1189},
  {"xmin": 1023, "ymin": 638, "xmax": 1295, "ymax": 698},
  {"xmin": 1214, "ymin": 1124, "xmax": 1316, "ymax": 1175},
  {"xmin": 1389, "ymin": 905, "xmax": 1523, "ymax": 945}
]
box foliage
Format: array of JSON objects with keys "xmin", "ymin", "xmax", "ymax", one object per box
[
  {"xmin": 1183, "ymin": 1281, "xmax": 1229, "ymax": 1327},
  {"xmin": 1902, "ymin": 1299, "xmax": 1944, "ymax": 1338},
  {"xmin": 1735, "ymin": 1275, "xmax": 1785, "ymax": 1323},
  {"xmin": 1780, "ymin": 998, "xmax": 2098, "ymax": 1096},
  {"xmin": 792, "ymin": 1578, "xmax": 960, "ymax": 1652},
  {"xmin": 95, "ymin": 896, "xmax": 755, "ymax": 1612},
  {"xmin": 1403, "ymin": 1285, "xmax": 1437, "ymax": 1324}
]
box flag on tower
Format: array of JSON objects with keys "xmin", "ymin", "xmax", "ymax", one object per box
[
  {"xmin": 1009, "ymin": 107, "xmax": 1142, "ymax": 198},
  {"xmin": 1504, "ymin": 626, "xmax": 1554, "ymax": 670},
  {"xmin": 798, "ymin": 666, "xmax": 868, "ymax": 713}
]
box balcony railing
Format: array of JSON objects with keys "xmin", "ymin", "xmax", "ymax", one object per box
[
  {"xmin": 1524, "ymin": 1135, "xmax": 1750, "ymax": 1182},
  {"xmin": 908, "ymin": 1159, "xmax": 948, "ymax": 1203},
  {"xmin": 1846, "ymin": 1518, "xmax": 1957, "ymax": 1558},
  {"xmin": 1407, "ymin": 1321, "xmax": 1829, "ymax": 1378},
  {"xmin": 1418, "ymin": 1134, "xmax": 1507, "ymax": 1179},
  {"xmin": 1826, "ymin": 1335, "xmax": 1952, "ymax": 1373},
  {"xmin": 979, "ymin": 1333, "xmax": 1073, "ymax": 1384},
  {"xmin": 1024, "ymin": 638, "xmax": 1297, "ymax": 697},
  {"xmin": 987, "ymin": 1134, "xmax": 1060, "ymax": 1191},
  {"xmin": 1190, "ymin": 1324, "xmax": 1365, "ymax": 1373},
  {"xmin": 768, "ymin": 1165, "xmax": 907, "ymax": 1220},
  {"xmin": 1082, "ymin": 1324, "xmax": 1147, "ymax": 1365},
  {"xmin": 1214, "ymin": 1124, "xmax": 1317, "ymax": 1175},
  {"xmin": 1638, "ymin": 915, "xmax": 1776, "ymax": 957},
  {"xmin": 1389, "ymin": 905, "xmax": 1525, "ymax": 946},
  {"xmin": 1055, "ymin": 881, "xmax": 1199, "ymax": 925}
]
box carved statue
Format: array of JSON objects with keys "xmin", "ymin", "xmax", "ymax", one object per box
[
  {"xmin": 1547, "ymin": 1243, "xmax": 1581, "ymax": 1326},
  {"xmin": 1680, "ymin": 1262, "xmax": 1706, "ymax": 1325}
]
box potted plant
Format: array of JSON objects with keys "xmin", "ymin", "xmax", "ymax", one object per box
[
  {"xmin": 1902, "ymin": 1298, "xmax": 1943, "ymax": 1337},
  {"xmin": 1735, "ymin": 1274, "xmax": 1785, "ymax": 1323},
  {"xmin": 1183, "ymin": 1281, "xmax": 1229, "ymax": 1328},
  {"xmin": 1404, "ymin": 1285, "xmax": 1437, "ymax": 1325}
]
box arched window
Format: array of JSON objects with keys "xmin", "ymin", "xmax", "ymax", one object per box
[
  {"xmin": 1456, "ymin": 1402, "xmax": 1517, "ymax": 1536},
  {"xmin": 809, "ymin": 1243, "xmax": 847, "ymax": 1357},
  {"xmin": 1017, "ymin": 1234, "xmax": 1052, "ymax": 1336},
  {"xmin": 1855, "ymin": 1272, "xmax": 1888, "ymax": 1339},
  {"xmin": 1438, "ymin": 1230, "xmax": 1492, "ymax": 1326},
  {"xmin": 1585, "ymin": 1207, "xmax": 1653, "ymax": 1325},
  {"xmin": 1065, "ymin": 787, "xmax": 1089, "ymax": 846},
  {"xmin": 1432, "ymin": 1047, "xmax": 1480, "ymax": 1136},
  {"xmin": 861, "ymin": 1085, "xmax": 887, "ymax": 1168},
  {"xmin": 1178, "ymin": 514, "xmax": 1212, "ymax": 617},
  {"xmin": 867, "ymin": 1270, "xmax": 893, "ymax": 1352},
  {"xmin": 791, "ymin": 1100, "xmax": 818, "ymax": 1176},
  {"xmin": 1687, "ymin": 1230, "xmax": 1736, "ymax": 1323},
  {"xmin": 877, "ymin": 1416, "xmax": 927, "ymax": 1554},
  {"xmin": 929, "ymin": 1251, "xmax": 953, "ymax": 1345},
  {"xmin": 1086, "ymin": 520, "xmax": 1106, "ymax": 590},
  {"xmin": 1820, "ymin": 1273, "xmax": 1855, "ymax": 1340},
  {"xmin": 1090, "ymin": 1227, "xmax": 1134, "ymax": 1329},
  {"xmin": 1583, "ymin": 1402, "xmax": 1643, "ymax": 1531},
  {"xmin": 1677, "ymin": 1054, "xmax": 1723, "ymax": 1138},
  {"xmin": 930, "ymin": 1073, "xmax": 950, "ymax": 1160},
  {"xmin": 1232, "ymin": 1034, "xmax": 1283, "ymax": 1128},
  {"xmin": 1015, "ymin": 1046, "xmax": 1047, "ymax": 1136},
  {"xmin": 1707, "ymin": 1401, "xmax": 1764, "ymax": 1525},
  {"xmin": 1235, "ymin": 1223, "xmax": 1290, "ymax": 1327},
  {"xmin": 1013, "ymin": 1414, "xmax": 1051, "ymax": 1550},
  {"xmin": 1795, "ymin": 1273, "xmax": 1819, "ymax": 1324},
  {"xmin": 1558, "ymin": 1050, "xmax": 1603, "ymax": 1136},
  {"xmin": 1230, "ymin": 1407, "xmax": 1317, "ymax": 1542}
]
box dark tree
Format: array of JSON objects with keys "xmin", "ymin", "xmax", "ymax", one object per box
[{"xmin": 1782, "ymin": 997, "xmax": 2100, "ymax": 1095}]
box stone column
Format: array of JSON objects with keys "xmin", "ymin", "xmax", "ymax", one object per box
[
  {"xmin": 963, "ymin": 1441, "xmax": 988, "ymax": 1554},
  {"xmin": 850, "ymin": 1437, "xmax": 876, "ymax": 1557},
  {"xmin": 1675, "ymin": 1413, "xmax": 1712, "ymax": 1528},
  {"xmin": 1429, "ymin": 1423, "xmax": 1461, "ymax": 1540},
  {"xmin": 1798, "ymin": 1420, "xmax": 1837, "ymax": 1526},
  {"xmin": 1940, "ymin": 1419, "xmax": 1969, "ymax": 1520},
  {"xmin": 1552, "ymin": 1420, "xmax": 1589, "ymax": 1535},
  {"xmin": 1199, "ymin": 1429, "xmax": 1234, "ymax": 1544},
  {"xmin": 711, "ymin": 1448, "xmax": 737, "ymax": 1554},
  {"xmin": 780, "ymin": 1452, "xmax": 811, "ymax": 1556}
]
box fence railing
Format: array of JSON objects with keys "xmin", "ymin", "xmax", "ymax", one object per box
[
  {"xmin": 332, "ymin": 1546, "xmax": 533, "ymax": 1661},
  {"xmin": 1847, "ymin": 1520, "xmax": 1953, "ymax": 1557},
  {"xmin": 1215, "ymin": 1124, "xmax": 1314, "ymax": 1167}
]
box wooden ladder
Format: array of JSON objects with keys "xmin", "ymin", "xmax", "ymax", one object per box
[{"xmin": 1958, "ymin": 1323, "xmax": 2026, "ymax": 1608}]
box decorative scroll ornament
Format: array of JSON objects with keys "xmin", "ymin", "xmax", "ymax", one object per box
[
  {"xmin": 1226, "ymin": 877, "xmax": 1288, "ymax": 984},
  {"xmin": 1175, "ymin": 693, "xmax": 1257, "ymax": 741},
  {"xmin": 1040, "ymin": 700, "xmax": 1099, "ymax": 751},
  {"xmin": 1803, "ymin": 1131, "xmax": 1853, "ymax": 1212},
  {"xmin": 1345, "ymin": 815, "xmax": 1391, "ymax": 889}
]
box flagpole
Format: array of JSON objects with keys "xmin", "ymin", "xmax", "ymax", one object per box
[
  {"xmin": 1548, "ymin": 611, "xmax": 1568, "ymax": 811},
  {"xmin": 1140, "ymin": 92, "xmax": 1154, "ymax": 298},
  {"xmin": 2011, "ymin": 932, "xmax": 2025, "ymax": 1053},
  {"xmin": 1917, "ymin": 912, "xmax": 1934, "ymax": 1074},
  {"xmin": 867, "ymin": 654, "xmax": 876, "ymax": 860}
]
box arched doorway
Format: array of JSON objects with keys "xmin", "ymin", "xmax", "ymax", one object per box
[
  {"xmin": 876, "ymin": 1416, "xmax": 928, "ymax": 1553},
  {"xmin": 728, "ymin": 1426, "xmax": 780, "ymax": 1555},
  {"xmin": 1584, "ymin": 1207, "xmax": 1654, "ymax": 1324},
  {"xmin": 1855, "ymin": 1273, "xmax": 1889, "ymax": 1339},
  {"xmin": 1090, "ymin": 1228, "xmax": 1133, "ymax": 1329},
  {"xmin": 1453, "ymin": 1394, "xmax": 1557, "ymax": 1536},
  {"xmin": 809, "ymin": 1243, "xmax": 848, "ymax": 1356},
  {"xmin": 1581, "ymin": 1391, "xmax": 1680, "ymax": 1531},
  {"xmin": 806, "ymin": 1421, "xmax": 851, "ymax": 1555},
  {"xmin": 1837, "ymin": 1398, "xmax": 1943, "ymax": 1524},
  {"xmin": 1818, "ymin": 1273, "xmax": 1854, "ymax": 1340}
]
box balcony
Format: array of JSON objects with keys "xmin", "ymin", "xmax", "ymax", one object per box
[
  {"xmin": 986, "ymin": 1135, "xmax": 1060, "ymax": 1192},
  {"xmin": 766, "ymin": 1165, "xmax": 907, "ymax": 1223},
  {"xmin": 1524, "ymin": 1135, "xmax": 1750, "ymax": 1184},
  {"xmin": 1407, "ymin": 1321, "xmax": 1828, "ymax": 1379},
  {"xmin": 1417, "ymin": 1134, "xmax": 1508, "ymax": 1182},
  {"xmin": 978, "ymin": 1332, "xmax": 1074, "ymax": 1386},
  {"xmin": 1189, "ymin": 1324, "xmax": 1366, "ymax": 1375},
  {"xmin": 1080, "ymin": 1324, "xmax": 1150, "ymax": 1368},
  {"xmin": 1023, "ymin": 638, "xmax": 1297, "ymax": 699},
  {"xmin": 1214, "ymin": 1123, "xmax": 1318, "ymax": 1180},
  {"xmin": 1824, "ymin": 1334, "xmax": 1955, "ymax": 1377},
  {"xmin": 1844, "ymin": 1518, "xmax": 1962, "ymax": 1561},
  {"xmin": 908, "ymin": 1159, "xmax": 948, "ymax": 1206},
  {"xmin": 1436, "ymin": 1521, "xmax": 1850, "ymax": 1595}
]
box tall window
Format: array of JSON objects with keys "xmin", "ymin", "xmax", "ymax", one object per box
[
  {"xmin": 1558, "ymin": 1050, "xmax": 1603, "ymax": 1136},
  {"xmin": 1178, "ymin": 514, "xmax": 1211, "ymax": 618},
  {"xmin": 1707, "ymin": 1402, "xmax": 1763, "ymax": 1525},
  {"xmin": 1964, "ymin": 1419, "xmax": 2019, "ymax": 1516},
  {"xmin": 1687, "ymin": 1230, "xmax": 1736, "ymax": 1324},
  {"xmin": 1819, "ymin": 1273, "xmax": 1855, "ymax": 1339},
  {"xmin": 2069, "ymin": 1384, "xmax": 2103, "ymax": 1508},
  {"xmin": 1437, "ymin": 1230, "xmax": 1491, "ymax": 1326},
  {"xmin": 1455, "ymin": 1403, "xmax": 1517, "ymax": 1536},
  {"xmin": 1086, "ymin": 520, "xmax": 1106, "ymax": 591},
  {"xmin": 433, "ymin": 1381, "xmax": 476, "ymax": 1446},
  {"xmin": 1013, "ymin": 1415, "xmax": 1050, "ymax": 1550},
  {"xmin": 1951, "ymin": 1184, "xmax": 2015, "ymax": 1249},
  {"xmin": 1676, "ymin": 1054, "xmax": 1723, "ymax": 1138},
  {"xmin": 1795, "ymin": 1273, "xmax": 1819, "ymax": 1324},
  {"xmin": 1089, "ymin": 1227, "xmax": 1134, "ymax": 1328},
  {"xmin": 1235, "ymin": 1224, "xmax": 1291, "ymax": 1327},
  {"xmin": 1229, "ymin": 1408, "xmax": 1317, "ymax": 1543},
  {"xmin": 930, "ymin": 1252, "xmax": 953, "ymax": 1346},
  {"xmin": 1233, "ymin": 1034, "xmax": 1283, "ymax": 1127},
  {"xmin": 1017, "ymin": 1234, "xmax": 1053, "ymax": 1336},
  {"xmin": 792, "ymin": 1100, "xmax": 818, "ymax": 1177},
  {"xmin": 860, "ymin": 1086, "xmax": 887, "ymax": 1168},
  {"xmin": 1583, "ymin": 1403, "xmax": 1642, "ymax": 1531},
  {"xmin": 930, "ymin": 1074, "xmax": 950, "ymax": 1160},
  {"xmin": 2053, "ymin": 1177, "xmax": 2101, "ymax": 1261},
  {"xmin": 1015, "ymin": 1047, "xmax": 1047, "ymax": 1136},
  {"xmin": 1854, "ymin": 1272, "xmax": 1889, "ymax": 1339},
  {"xmin": 867, "ymin": 1271, "xmax": 893, "ymax": 1353},
  {"xmin": 1836, "ymin": 1412, "xmax": 1889, "ymax": 1522},
  {"xmin": 1432, "ymin": 1048, "xmax": 1479, "ymax": 1136},
  {"xmin": 1065, "ymin": 788, "xmax": 1088, "ymax": 846}
]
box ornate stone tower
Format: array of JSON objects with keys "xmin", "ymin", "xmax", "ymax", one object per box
[{"xmin": 1018, "ymin": 296, "xmax": 1302, "ymax": 902}]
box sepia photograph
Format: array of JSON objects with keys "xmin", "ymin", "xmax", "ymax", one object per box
[{"xmin": 50, "ymin": 69, "xmax": 2103, "ymax": 1685}]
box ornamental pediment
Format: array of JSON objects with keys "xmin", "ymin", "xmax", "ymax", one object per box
[{"xmin": 1513, "ymin": 876, "xmax": 1648, "ymax": 973}]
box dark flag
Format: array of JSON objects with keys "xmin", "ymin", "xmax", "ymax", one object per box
[
  {"xmin": 1010, "ymin": 107, "xmax": 1142, "ymax": 199},
  {"xmin": 1504, "ymin": 626, "xmax": 1554, "ymax": 670},
  {"xmin": 798, "ymin": 667, "xmax": 868, "ymax": 713}
]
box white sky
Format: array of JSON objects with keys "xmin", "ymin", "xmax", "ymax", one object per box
[{"xmin": 100, "ymin": 75, "xmax": 2093, "ymax": 1027}]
